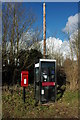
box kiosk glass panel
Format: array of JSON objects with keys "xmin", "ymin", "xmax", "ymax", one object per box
[{"xmin": 40, "ymin": 61, "xmax": 56, "ymax": 103}]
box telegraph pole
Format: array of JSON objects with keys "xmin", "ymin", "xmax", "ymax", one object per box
[{"xmin": 43, "ymin": 2, "xmax": 46, "ymax": 59}]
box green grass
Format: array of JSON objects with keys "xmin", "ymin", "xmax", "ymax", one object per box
[
  {"xmin": 62, "ymin": 90, "xmax": 78, "ymax": 103},
  {"xmin": 2, "ymin": 84, "xmax": 78, "ymax": 118}
]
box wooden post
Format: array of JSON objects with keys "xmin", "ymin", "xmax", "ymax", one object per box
[{"xmin": 43, "ymin": 3, "xmax": 46, "ymax": 59}]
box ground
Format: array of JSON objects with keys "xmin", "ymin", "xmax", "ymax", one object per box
[{"xmin": 2, "ymin": 84, "xmax": 78, "ymax": 119}]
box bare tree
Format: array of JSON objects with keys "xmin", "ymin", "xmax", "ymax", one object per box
[
  {"xmin": 2, "ymin": 2, "xmax": 35, "ymax": 64},
  {"xmin": 68, "ymin": 29, "xmax": 74, "ymax": 62},
  {"xmin": 63, "ymin": 26, "xmax": 79, "ymax": 90},
  {"xmin": 71, "ymin": 30, "xmax": 79, "ymax": 65},
  {"xmin": 31, "ymin": 27, "xmax": 42, "ymax": 51},
  {"xmin": 2, "ymin": 2, "xmax": 36, "ymax": 86}
]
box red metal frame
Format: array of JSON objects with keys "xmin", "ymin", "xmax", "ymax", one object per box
[{"xmin": 42, "ymin": 82, "xmax": 55, "ymax": 86}]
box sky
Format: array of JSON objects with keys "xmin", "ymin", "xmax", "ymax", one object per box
[
  {"xmin": 2, "ymin": 2, "xmax": 78, "ymax": 41},
  {"xmin": 2, "ymin": 2, "xmax": 79, "ymax": 59},
  {"xmin": 21, "ymin": 2, "xmax": 79, "ymax": 59},
  {"xmin": 22, "ymin": 2, "xmax": 78, "ymax": 41}
]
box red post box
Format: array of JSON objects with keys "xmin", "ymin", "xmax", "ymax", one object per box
[{"xmin": 21, "ymin": 71, "xmax": 28, "ymax": 87}]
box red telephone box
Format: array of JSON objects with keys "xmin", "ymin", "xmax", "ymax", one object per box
[{"xmin": 21, "ymin": 71, "xmax": 28, "ymax": 87}]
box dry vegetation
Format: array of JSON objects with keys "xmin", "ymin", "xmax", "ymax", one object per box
[
  {"xmin": 2, "ymin": 84, "xmax": 78, "ymax": 119},
  {"xmin": 64, "ymin": 58, "xmax": 78, "ymax": 90},
  {"xmin": 2, "ymin": 2, "xmax": 79, "ymax": 119}
]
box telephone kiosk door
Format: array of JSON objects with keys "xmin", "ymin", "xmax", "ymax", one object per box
[{"xmin": 39, "ymin": 60, "xmax": 56, "ymax": 103}]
